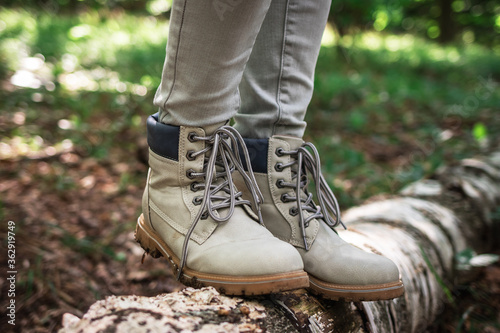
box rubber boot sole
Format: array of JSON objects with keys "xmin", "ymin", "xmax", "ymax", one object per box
[
  {"xmin": 308, "ymin": 274, "xmax": 404, "ymax": 301},
  {"xmin": 135, "ymin": 214, "xmax": 309, "ymax": 296}
]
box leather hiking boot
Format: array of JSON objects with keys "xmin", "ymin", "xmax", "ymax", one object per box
[
  {"xmin": 135, "ymin": 114, "xmax": 309, "ymax": 295},
  {"xmin": 236, "ymin": 136, "xmax": 404, "ymax": 301}
]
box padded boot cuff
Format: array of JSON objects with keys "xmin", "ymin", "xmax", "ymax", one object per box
[{"xmin": 147, "ymin": 112, "xmax": 180, "ymax": 161}]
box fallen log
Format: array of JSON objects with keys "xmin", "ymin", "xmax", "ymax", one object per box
[{"xmin": 59, "ymin": 151, "xmax": 500, "ymax": 333}]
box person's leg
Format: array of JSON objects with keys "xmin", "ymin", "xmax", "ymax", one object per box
[
  {"xmin": 234, "ymin": 0, "xmax": 329, "ymax": 138},
  {"xmin": 138, "ymin": 0, "xmax": 309, "ymax": 295},
  {"xmin": 154, "ymin": 0, "xmax": 271, "ymax": 127},
  {"xmin": 233, "ymin": 0, "xmax": 405, "ymax": 301}
]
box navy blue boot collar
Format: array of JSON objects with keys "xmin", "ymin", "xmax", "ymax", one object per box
[{"xmin": 147, "ymin": 112, "xmax": 180, "ymax": 161}]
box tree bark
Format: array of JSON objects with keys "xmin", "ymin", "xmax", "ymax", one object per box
[
  {"xmin": 59, "ymin": 151, "xmax": 500, "ymax": 333},
  {"xmin": 438, "ymin": 0, "xmax": 455, "ymax": 44}
]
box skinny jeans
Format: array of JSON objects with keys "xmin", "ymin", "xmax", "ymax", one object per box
[{"xmin": 153, "ymin": 0, "xmax": 331, "ymax": 138}]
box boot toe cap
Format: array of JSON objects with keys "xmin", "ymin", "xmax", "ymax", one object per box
[
  {"xmin": 189, "ymin": 238, "xmax": 304, "ymax": 276},
  {"xmin": 299, "ymin": 223, "xmax": 401, "ymax": 286},
  {"xmin": 303, "ymin": 242, "xmax": 401, "ymax": 285}
]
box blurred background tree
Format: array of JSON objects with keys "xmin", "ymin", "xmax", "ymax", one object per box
[
  {"xmin": 3, "ymin": 0, "xmax": 499, "ymax": 46},
  {"xmin": 330, "ymin": 0, "xmax": 499, "ymax": 46}
]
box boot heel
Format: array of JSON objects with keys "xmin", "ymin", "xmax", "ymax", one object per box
[{"xmin": 135, "ymin": 214, "xmax": 163, "ymax": 259}]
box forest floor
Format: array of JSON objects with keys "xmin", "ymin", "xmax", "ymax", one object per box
[{"xmin": 1, "ymin": 7, "xmax": 500, "ymax": 333}]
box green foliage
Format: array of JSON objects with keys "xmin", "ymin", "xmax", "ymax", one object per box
[
  {"xmin": 472, "ymin": 122, "xmax": 488, "ymax": 143},
  {"xmin": 3, "ymin": 0, "xmax": 497, "ymax": 47}
]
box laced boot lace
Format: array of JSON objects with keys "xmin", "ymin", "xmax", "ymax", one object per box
[
  {"xmin": 177, "ymin": 126, "xmax": 264, "ymax": 279},
  {"xmin": 275, "ymin": 142, "xmax": 346, "ymax": 250}
]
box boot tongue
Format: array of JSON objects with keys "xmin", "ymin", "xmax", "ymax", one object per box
[
  {"xmin": 200, "ymin": 122, "xmax": 249, "ymax": 221},
  {"xmin": 202, "ymin": 121, "xmax": 229, "ymax": 136},
  {"xmin": 200, "ymin": 120, "xmax": 236, "ymax": 207},
  {"xmin": 200, "ymin": 121, "xmax": 230, "ymax": 163},
  {"xmin": 272, "ymin": 135, "xmax": 304, "ymax": 151}
]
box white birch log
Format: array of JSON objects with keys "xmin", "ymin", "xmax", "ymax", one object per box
[{"xmin": 59, "ymin": 151, "xmax": 500, "ymax": 333}]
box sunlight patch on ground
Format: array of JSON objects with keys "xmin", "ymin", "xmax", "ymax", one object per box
[
  {"xmin": 0, "ymin": 134, "xmax": 73, "ymax": 160},
  {"xmin": 9, "ymin": 51, "xmax": 149, "ymax": 95}
]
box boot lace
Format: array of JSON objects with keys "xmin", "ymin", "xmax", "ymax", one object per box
[
  {"xmin": 276, "ymin": 142, "xmax": 345, "ymax": 250},
  {"xmin": 178, "ymin": 126, "xmax": 264, "ymax": 279}
]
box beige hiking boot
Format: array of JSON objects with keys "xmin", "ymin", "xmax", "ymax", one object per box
[
  {"xmin": 135, "ymin": 114, "xmax": 309, "ymax": 295},
  {"xmin": 236, "ymin": 136, "xmax": 404, "ymax": 301}
]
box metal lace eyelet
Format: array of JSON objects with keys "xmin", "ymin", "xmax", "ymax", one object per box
[
  {"xmin": 190, "ymin": 182, "xmax": 200, "ymax": 192},
  {"xmin": 276, "ymin": 179, "xmax": 285, "ymax": 188},
  {"xmin": 201, "ymin": 211, "xmax": 209, "ymax": 220},
  {"xmin": 187, "ymin": 132, "xmax": 197, "ymax": 142},
  {"xmin": 280, "ymin": 193, "xmax": 289, "ymax": 203},
  {"xmin": 275, "ymin": 163, "xmax": 284, "ymax": 172},
  {"xmin": 275, "ymin": 147, "xmax": 285, "ymax": 157},
  {"xmin": 192, "ymin": 196, "xmax": 202, "ymax": 205},
  {"xmin": 289, "ymin": 207, "xmax": 298, "ymax": 216},
  {"xmin": 186, "ymin": 150, "xmax": 196, "ymax": 161},
  {"xmin": 186, "ymin": 169, "xmax": 196, "ymax": 179}
]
